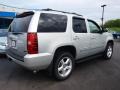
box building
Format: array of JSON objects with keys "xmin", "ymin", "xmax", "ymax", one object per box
[
  {"xmin": 0, "ymin": 11, "xmax": 16, "ymax": 17},
  {"xmin": 0, "ymin": 4, "xmax": 29, "ymax": 31},
  {"xmin": 0, "ymin": 11, "xmax": 16, "ymax": 31}
]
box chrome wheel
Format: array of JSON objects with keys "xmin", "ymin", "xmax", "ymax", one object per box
[
  {"xmin": 58, "ymin": 57, "xmax": 72, "ymax": 78},
  {"xmin": 107, "ymin": 45, "xmax": 113, "ymax": 58}
]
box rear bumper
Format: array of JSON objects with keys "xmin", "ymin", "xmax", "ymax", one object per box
[{"xmin": 7, "ymin": 53, "xmax": 53, "ymax": 70}]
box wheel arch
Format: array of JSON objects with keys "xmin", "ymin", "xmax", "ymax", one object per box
[
  {"xmin": 107, "ymin": 40, "xmax": 114, "ymax": 46},
  {"xmin": 53, "ymin": 45, "xmax": 76, "ymax": 59}
]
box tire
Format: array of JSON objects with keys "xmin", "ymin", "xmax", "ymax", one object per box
[
  {"xmin": 103, "ymin": 42, "xmax": 113, "ymax": 60},
  {"xmin": 53, "ymin": 52, "xmax": 74, "ymax": 80}
]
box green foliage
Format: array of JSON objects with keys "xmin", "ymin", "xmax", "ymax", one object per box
[
  {"xmin": 104, "ymin": 19, "xmax": 120, "ymax": 28},
  {"xmin": 109, "ymin": 27, "xmax": 120, "ymax": 32}
]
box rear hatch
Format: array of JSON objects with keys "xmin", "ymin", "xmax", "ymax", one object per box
[{"xmin": 7, "ymin": 12, "xmax": 34, "ymax": 61}]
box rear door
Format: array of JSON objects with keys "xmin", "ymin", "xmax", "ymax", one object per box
[
  {"xmin": 72, "ymin": 17, "xmax": 90, "ymax": 59},
  {"xmin": 7, "ymin": 12, "xmax": 34, "ymax": 60}
]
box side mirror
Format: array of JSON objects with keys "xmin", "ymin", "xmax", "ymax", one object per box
[
  {"xmin": 103, "ymin": 28, "xmax": 108, "ymax": 32},
  {"xmin": 101, "ymin": 27, "xmax": 108, "ymax": 32}
]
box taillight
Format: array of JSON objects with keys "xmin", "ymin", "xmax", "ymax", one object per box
[{"xmin": 27, "ymin": 33, "xmax": 38, "ymax": 54}]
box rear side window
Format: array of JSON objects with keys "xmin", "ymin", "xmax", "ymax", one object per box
[
  {"xmin": 37, "ymin": 13, "xmax": 67, "ymax": 32},
  {"xmin": 11, "ymin": 12, "xmax": 34, "ymax": 32},
  {"xmin": 73, "ymin": 17, "xmax": 87, "ymax": 33}
]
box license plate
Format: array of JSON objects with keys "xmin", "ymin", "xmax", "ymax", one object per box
[{"xmin": 11, "ymin": 40, "xmax": 16, "ymax": 47}]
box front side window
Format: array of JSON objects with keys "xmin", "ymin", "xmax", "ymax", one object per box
[
  {"xmin": 88, "ymin": 20, "xmax": 101, "ymax": 33},
  {"xmin": 72, "ymin": 17, "xmax": 87, "ymax": 33},
  {"xmin": 37, "ymin": 13, "xmax": 67, "ymax": 32}
]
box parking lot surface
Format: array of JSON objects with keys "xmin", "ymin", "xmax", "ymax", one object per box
[{"xmin": 0, "ymin": 42, "xmax": 120, "ymax": 90}]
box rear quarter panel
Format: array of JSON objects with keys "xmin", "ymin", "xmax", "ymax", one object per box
[{"xmin": 37, "ymin": 15, "xmax": 73, "ymax": 60}]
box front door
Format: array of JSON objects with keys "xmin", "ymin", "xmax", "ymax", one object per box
[{"xmin": 88, "ymin": 20, "xmax": 105, "ymax": 55}]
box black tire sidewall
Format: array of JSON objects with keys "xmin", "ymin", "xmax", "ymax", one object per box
[
  {"xmin": 53, "ymin": 52, "xmax": 74, "ymax": 80},
  {"xmin": 104, "ymin": 43, "xmax": 113, "ymax": 59}
]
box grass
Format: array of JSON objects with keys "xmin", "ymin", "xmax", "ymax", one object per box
[{"xmin": 108, "ymin": 27, "xmax": 120, "ymax": 32}]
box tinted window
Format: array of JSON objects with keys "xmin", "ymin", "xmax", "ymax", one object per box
[
  {"xmin": 73, "ymin": 17, "xmax": 87, "ymax": 33},
  {"xmin": 11, "ymin": 13, "xmax": 33, "ymax": 32},
  {"xmin": 37, "ymin": 13, "xmax": 67, "ymax": 32},
  {"xmin": 88, "ymin": 20, "xmax": 100, "ymax": 33},
  {"xmin": 0, "ymin": 18, "xmax": 13, "ymax": 29}
]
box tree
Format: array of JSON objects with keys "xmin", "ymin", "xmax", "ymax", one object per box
[{"xmin": 104, "ymin": 19, "xmax": 120, "ymax": 28}]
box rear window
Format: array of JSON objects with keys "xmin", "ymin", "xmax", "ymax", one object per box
[
  {"xmin": 37, "ymin": 13, "xmax": 67, "ymax": 32},
  {"xmin": 10, "ymin": 12, "xmax": 34, "ymax": 32}
]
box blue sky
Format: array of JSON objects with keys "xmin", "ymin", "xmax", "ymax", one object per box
[{"xmin": 0, "ymin": 0, "xmax": 120, "ymax": 23}]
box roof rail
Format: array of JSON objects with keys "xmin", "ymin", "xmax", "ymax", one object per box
[{"xmin": 40, "ymin": 8, "xmax": 83, "ymax": 16}]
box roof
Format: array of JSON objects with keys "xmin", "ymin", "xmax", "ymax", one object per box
[
  {"xmin": 32, "ymin": 8, "xmax": 83, "ymax": 17},
  {"xmin": 0, "ymin": 11, "xmax": 16, "ymax": 17},
  {"xmin": 41, "ymin": 8, "xmax": 83, "ymax": 16}
]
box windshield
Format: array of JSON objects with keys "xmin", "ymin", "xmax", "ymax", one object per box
[{"xmin": 0, "ymin": 18, "xmax": 13, "ymax": 29}]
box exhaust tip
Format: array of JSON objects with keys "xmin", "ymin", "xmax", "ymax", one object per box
[{"xmin": 33, "ymin": 70, "xmax": 37, "ymax": 74}]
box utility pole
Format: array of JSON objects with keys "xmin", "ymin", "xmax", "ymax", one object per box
[{"xmin": 101, "ymin": 4, "xmax": 107, "ymax": 30}]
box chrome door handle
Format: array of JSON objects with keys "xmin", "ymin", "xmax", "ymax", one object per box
[
  {"xmin": 73, "ymin": 36, "xmax": 79, "ymax": 40},
  {"xmin": 91, "ymin": 37, "xmax": 96, "ymax": 39}
]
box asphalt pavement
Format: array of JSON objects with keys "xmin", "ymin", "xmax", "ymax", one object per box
[{"xmin": 0, "ymin": 41, "xmax": 120, "ymax": 90}]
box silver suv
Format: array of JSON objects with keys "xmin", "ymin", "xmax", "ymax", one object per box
[{"xmin": 6, "ymin": 9, "xmax": 114, "ymax": 80}]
